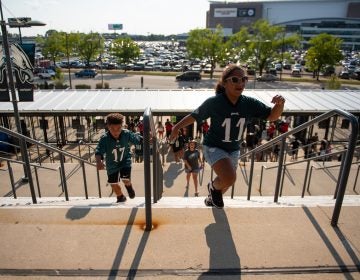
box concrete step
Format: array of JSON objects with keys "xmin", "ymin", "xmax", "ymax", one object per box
[{"xmin": 1, "ymin": 195, "xmax": 359, "ymax": 209}]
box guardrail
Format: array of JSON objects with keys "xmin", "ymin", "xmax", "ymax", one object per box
[
  {"xmin": 143, "ymin": 107, "xmax": 164, "ymax": 231},
  {"xmin": 0, "ymin": 156, "xmax": 60, "ymax": 199},
  {"xmin": 0, "ymin": 126, "xmax": 102, "ymax": 203},
  {"xmin": 239, "ymin": 109, "xmax": 359, "ymax": 227}
]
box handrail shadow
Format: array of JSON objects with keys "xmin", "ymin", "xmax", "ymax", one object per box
[{"xmin": 302, "ymin": 206, "xmax": 358, "ymax": 280}]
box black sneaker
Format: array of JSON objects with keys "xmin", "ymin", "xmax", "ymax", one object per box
[
  {"xmin": 125, "ymin": 185, "xmax": 135, "ymax": 199},
  {"xmin": 116, "ymin": 195, "xmax": 127, "ymax": 203},
  {"xmin": 207, "ymin": 182, "xmax": 224, "ymax": 209},
  {"xmin": 204, "ymin": 195, "xmax": 213, "ymax": 207}
]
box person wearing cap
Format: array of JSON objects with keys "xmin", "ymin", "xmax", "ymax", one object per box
[
  {"xmin": 183, "ymin": 140, "xmax": 203, "ymax": 196},
  {"xmin": 170, "ymin": 64, "xmax": 285, "ymax": 209}
]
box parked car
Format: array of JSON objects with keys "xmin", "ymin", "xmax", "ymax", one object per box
[
  {"xmin": 37, "ymin": 68, "xmax": 56, "ymax": 79},
  {"xmin": 274, "ymin": 63, "xmax": 282, "ymax": 71},
  {"xmin": 257, "ymin": 73, "xmax": 278, "ymax": 82},
  {"xmin": 338, "ymin": 71, "xmax": 350, "ymax": 79},
  {"xmin": 293, "ymin": 64, "xmax": 302, "ymax": 72},
  {"xmin": 191, "ymin": 65, "xmax": 202, "ymax": 72},
  {"xmin": 291, "ymin": 69, "xmax": 301, "ymax": 77},
  {"xmin": 203, "ymin": 64, "xmax": 213, "ymax": 73},
  {"xmin": 283, "ymin": 63, "xmax": 291, "ymax": 70},
  {"xmin": 75, "ymin": 69, "xmax": 97, "ymax": 78},
  {"xmin": 176, "ymin": 71, "xmax": 201, "ymax": 81}
]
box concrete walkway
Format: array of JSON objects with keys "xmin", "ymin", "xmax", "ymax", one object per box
[{"xmin": 0, "ymin": 161, "xmax": 359, "ymax": 279}]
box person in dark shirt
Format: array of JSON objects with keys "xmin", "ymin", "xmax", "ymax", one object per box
[
  {"xmin": 95, "ymin": 113, "xmax": 141, "ymax": 203},
  {"xmin": 183, "ymin": 140, "xmax": 203, "ymax": 196},
  {"xmin": 170, "ymin": 64, "xmax": 285, "ymax": 208}
]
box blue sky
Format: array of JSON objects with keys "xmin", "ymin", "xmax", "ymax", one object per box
[{"xmin": 2, "ymin": 0, "xmax": 210, "ymax": 36}]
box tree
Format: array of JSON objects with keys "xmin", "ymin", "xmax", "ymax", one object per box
[
  {"xmin": 77, "ymin": 32, "xmax": 103, "ymax": 67},
  {"xmin": 305, "ymin": 33, "xmax": 343, "ymax": 81},
  {"xmin": 228, "ymin": 20, "xmax": 301, "ymax": 75},
  {"xmin": 41, "ymin": 31, "xmax": 65, "ymax": 65},
  {"xmin": 110, "ymin": 37, "xmax": 140, "ymax": 72},
  {"xmin": 186, "ymin": 25, "xmax": 226, "ymax": 79}
]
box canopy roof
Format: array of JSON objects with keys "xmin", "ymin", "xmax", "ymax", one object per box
[{"xmin": 0, "ymin": 89, "xmax": 359, "ymax": 116}]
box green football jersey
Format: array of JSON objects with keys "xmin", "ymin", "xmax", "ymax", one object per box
[
  {"xmin": 95, "ymin": 130, "xmax": 141, "ymax": 175},
  {"xmin": 191, "ymin": 93, "xmax": 271, "ymax": 151}
]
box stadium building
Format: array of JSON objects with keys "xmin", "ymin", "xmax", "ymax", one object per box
[{"xmin": 206, "ymin": 0, "xmax": 360, "ymax": 50}]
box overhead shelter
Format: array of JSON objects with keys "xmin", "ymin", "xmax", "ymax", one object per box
[
  {"xmin": 0, "ymin": 89, "xmax": 360, "ymax": 117},
  {"xmin": 0, "ymin": 89, "xmax": 359, "ymax": 145}
]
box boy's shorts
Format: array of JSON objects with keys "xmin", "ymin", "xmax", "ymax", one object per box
[
  {"xmin": 203, "ymin": 145, "xmax": 240, "ymax": 170},
  {"xmin": 108, "ymin": 166, "xmax": 131, "ymax": 184}
]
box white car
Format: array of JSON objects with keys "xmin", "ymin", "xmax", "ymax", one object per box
[{"xmin": 38, "ymin": 69, "xmax": 56, "ymax": 79}]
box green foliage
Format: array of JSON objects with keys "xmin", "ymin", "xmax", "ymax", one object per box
[
  {"xmin": 77, "ymin": 32, "xmax": 104, "ymax": 66},
  {"xmin": 75, "ymin": 84, "xmax": 91, "ymax": 89},
  {"xmin": 186, "ymin": 25, "xmax": 225, "ymax": 78},
  {"xmin": 41, "ymin": 31, "xmax": 66, "ymax": 65},
  {"xmin": 110, "ymin": 37, "xmax": 140, "ymax": 71},
  {"xmin": 305, "ymin": 33, "xmax": 343, "ymax": 80},
  {"xmin": 326, "ymin": 74, "xmax": 341, "ymax": 90},
  {"xmin": 228, "ymin": 19, "xmax": 301, "ymax": 75},
  {"xmin": 95, "ymin": 82, "xmax": 110, "ymax": 89}
]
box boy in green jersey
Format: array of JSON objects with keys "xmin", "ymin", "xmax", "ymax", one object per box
[
  {"xmin": 95, "ymin": 113, "xmax": 142, "ymax": 203},
  {"xmin": 170, "ymin": 64, "xmax": 285, "ymax": 208}
]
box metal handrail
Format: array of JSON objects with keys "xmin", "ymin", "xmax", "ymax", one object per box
[
  {"xmin": 258, "ymin": 147, "xmax": 359, "ymax": 195},
  {"xmin": 143, "ymin": 107, "xmax": 164, "ymax": 231},
  {"xmin": 0, "ymin": 125, "xmax": 102, "ymax": 202},
  {"xmin": 0, "ymin": 156, "xmax": 60, "ymax": 200},
  {"xmin": 307, "ymin": 160, "xmax": 360, "ymax": 195},
  {"xmin": 239, "ymin": 109, "xmax": 359, "ymax": 227}
]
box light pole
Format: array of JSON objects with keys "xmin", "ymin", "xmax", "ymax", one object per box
[
  {"xmin": 0, "ymin": 1, "xmax": 45, "ymax": 203},
  {"xmin": 7, "ymin": 17, "xmax": 45, "ymax": 44}
]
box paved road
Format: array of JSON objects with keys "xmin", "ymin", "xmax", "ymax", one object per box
[{"xmin": 35, "ymin": 72, "xmax": 360, "ymax": 91}]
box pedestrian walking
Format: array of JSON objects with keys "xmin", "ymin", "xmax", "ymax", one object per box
[
  {"xmin": 95, "ymin": 113, "xmax": 142, "ymax": 203},
  {"xmin": 170, "ymin": 64, "xmax": 285, "ymax": 208}
]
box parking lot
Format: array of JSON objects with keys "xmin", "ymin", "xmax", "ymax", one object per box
[{"xmin": 34, "ymin": 71, "xmax": 360, "ymax": 91}]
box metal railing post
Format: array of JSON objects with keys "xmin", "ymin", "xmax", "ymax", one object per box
[
  {"xmin": 274, "ymin": 138, "xmax": 286, "ymax": 203},
  {"xmin": 7, "ymin": 161, "xmax": 16, "ymax": 199},
  {"xmin": 34, "ymin": 166, "xmax": 41, "ymax": 198},
  {"xmin": 81, "ymin": 161, "xmax": 89, "ymax": 199},
  {"xmin": 259, "ymin": 165, "xmax": 265, "ymax": 194},
  {"xmin": 353, "ymin": 165, "xmax": 360, "ymax": 192},
  {"xmin": 96, "ymin": 169, "xmax": 102, "ymax": 198},
  {"xmin": 59, "ymin": 154, "xmax": 69, "ymax": 201},
  {"xmin": 143, "ymin": 108, "xmax": 152, "ymax": 231},
  {"xmin": 247, "ymin": 152, "xmax": 255, "ymax": 200},
  {"xmin": 331, "ymin": 112, "xmax": 359, "ymax": 227},
  {"xmin": 301, "ymin": 160, "xmax": 311, "ymax": 197}
]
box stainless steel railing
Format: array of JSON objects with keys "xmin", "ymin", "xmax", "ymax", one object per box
[
  {"xmin": 143, "ymin": 107, "xmax": 164, "ymax": 231},
  {"xmin": 238, "ymin": 109, "xmax": 359, "ymax": 227},
  {"xmin": 0, "ymin": 125, "xmax": 102, "ymax": 203}
]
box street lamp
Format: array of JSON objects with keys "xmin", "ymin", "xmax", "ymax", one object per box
[
  {"xmin": 0, "ymin": 0, "xmax": 45, "ymax": 203},
  {"xmin": 7, "ymin": 17, "xmax": 46, "ymax": 44}
]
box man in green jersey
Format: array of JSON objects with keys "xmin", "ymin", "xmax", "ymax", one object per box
[
  {"xmin": 170, "ymin": 64, "xmax": 285, "ymax": 209},
  {"xmin": 95, "ymin": 113, "xmax": 142, "ymax": 203}
]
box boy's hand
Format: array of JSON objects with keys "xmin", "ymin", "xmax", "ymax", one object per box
[{"xmin": 96, "ymin": 161, "xmax": 105, "ymax": 170}]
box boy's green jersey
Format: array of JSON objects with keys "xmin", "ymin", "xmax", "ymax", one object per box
[
  {"xmin": 95, "ymin": 130, "xmax": 141, "ymax": 175},
  {"xmin": 191, "ymin": 93, "xmax": 271, "ymax": 152}
]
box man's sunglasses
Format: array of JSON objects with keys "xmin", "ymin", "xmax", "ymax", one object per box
[{"xmin": 226, "ymin": 76, "xmax": 248, "ymax": 84}]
